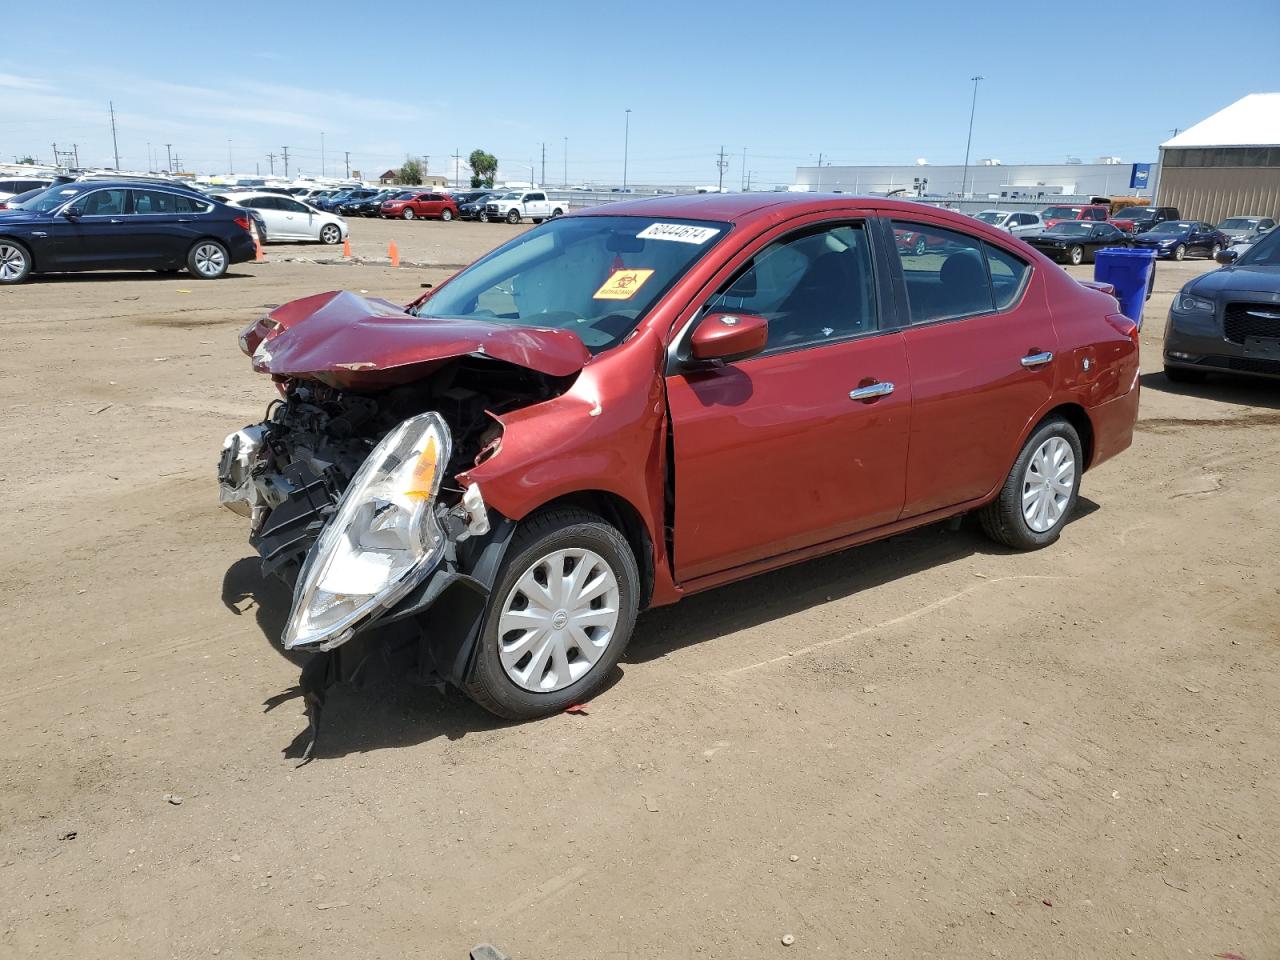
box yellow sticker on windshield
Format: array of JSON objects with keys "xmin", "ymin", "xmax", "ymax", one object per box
[{"xmin": 593, "ymin": 268, "xmax": 655, "ymax": 301}]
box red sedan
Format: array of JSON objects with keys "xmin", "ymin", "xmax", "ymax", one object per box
[
  {"xmin": 379, "ymin": 190, "xmax": 459, "ymax": 221},
  {"xmin": 224, "ymin": 194, "xmax": 1139, "ymax": 747}
]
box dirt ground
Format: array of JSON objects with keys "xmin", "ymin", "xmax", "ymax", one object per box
[{"xmin": 1, "ymin": 217, "xmax": 1277, "ymax": 960}]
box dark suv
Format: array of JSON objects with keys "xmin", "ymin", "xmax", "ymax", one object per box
[{"xmin": 1110, "ymin": 206, "xmax": 1179, "ymax": 235}]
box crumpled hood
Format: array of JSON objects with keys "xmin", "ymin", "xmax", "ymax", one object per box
[
  {"xmin": 243, "ymin": 290, "xmax": 591, "ymax": 388},
  {"xmin": 1189, "ymin": 263, "xmax": 1280, "ymax": 296}
]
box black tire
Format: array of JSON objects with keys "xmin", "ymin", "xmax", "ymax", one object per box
[
  {"xmin": 0, "ymin": 239, "xmax": 32, "ymax": 284},
  {"xmin": 319, "ymin": 223, "xmax": 341, "ymax": 245},
  {"xmin": 1068, "ymin": 245, "xmax": 1084, "ymax": 266},
  {"xmin": 1172, "ymin": 243, "xmax": 1186, "ymax": 261},
  {"xmin": 464, "ymin": 507, "xmax": 640, "ymax": 720},
  {"xmin": 479, "ymin": 211, "xmax": 490, "ymax": 222},
  {"xmin": 402, "ymin": 208, "xmax": 415, "ymax": 220},
  {"xmin": 1208, "ymin": 243, "xmax": 1221, "ymax": 260},
  {"xmin": 913, "ymin": 236, "xmax": 927, "ymax": 256},
  {"xmin": 532, "ymin": 218, "xmax": 544, "ymax": 224},
  {"xmin": 186, "ymin": 239, "xmax": 229, "ymax": 279},
  {"xmin": 551, "ymin": 207, "xmax": 564, "ymax": 218},
  {"xmin": 506, "ymin": 209, "xmax": 521, "ymax": 224},
  {"xmin": 1164, "ymin": 364, "xmax": 1207, "ymax": 384},
  {"xmin": 979, "ymin": 417, "xmax": 1083, "ymax": 550},
  {"xmin": 440, "ymin": 208, "xmax": 454, "ymax": 222}
]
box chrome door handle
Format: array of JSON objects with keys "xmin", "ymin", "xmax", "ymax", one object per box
[
  {"xmin": 849, "ymin": 381, "xmax": 895, "ymax": 401},
  {"xmin": 1021, "ymin": 351, "xmax": 1054, "ymax": 368}
]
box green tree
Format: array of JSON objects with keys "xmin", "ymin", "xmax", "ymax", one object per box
[
  {"xmin": 17, "ymin": 155, "xmax": 37, "ymax": 165},
  {"xmin": 469, "ymin": 149, "xmax": 498, "ymax": 188},
  {"xmin": 398, "ymin": 157, "xmax": 423, "ymax": 185}
]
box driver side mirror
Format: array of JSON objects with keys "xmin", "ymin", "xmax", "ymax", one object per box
[
  {"xmin": 1215, "ymin": 249, "xmax": 1238, "ymax": 265},
  {"xmin": 689, "ymin": 312, "xmax": 768, "ymax": 363},
  {"xmin": 61, "ymin": 205, "xmax": 82, "ymax": 220}
]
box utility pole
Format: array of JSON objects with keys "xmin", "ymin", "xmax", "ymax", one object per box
[
  {"xmin": 108, "ymin": 100, "xmax": 120, "ymax": 169},
  {"xmin": 146, "ymin": 141, "xmax": 152, "ymax": 171},
  {"xmin": 320, "ymin": 132, "xmax": 325, "ymax": 176},
  {"xmin": 227, "ymin": 139, "xmax": 233, "ymax": 175},
  {"xmin": 716, "ymin": 145, "xmax": 729, "ymax": 193},
  {"xmin": 960, "ymin": 74, "xmax": 983, "ymax": 199},
  {"xmin": 741, "ymin": 146, "xmax": 747, "ymax": 191},
  {"xmin": 165, "ymin": 143, "xmax": 172, "ymax": 172},
  {"xmin": 622, "ymin": 108, "xmax": 631, "ymax": 190},
  {"xmin": 267, "ymin": 152, "xmax": 276, "ymax": 175},
  {"xmin": 172, "ymin": 153, "xmax": 182, "ymax": 172},
  {"xmin": 816, "ymin": 152, "xmax": 824, "ymax": 192},
  {"xmin": 255, "ymin": 161, "xmax": 260, "ymax": 176},
  {"xmin": 452, "ymin": 148, "xmax": 462, "ymax": 188},
  {"xmin": 281, "ymin": 146, "xmax": 290, "ymax": 178},
  {"xmin": 344, "ymin": 151, "xmax": 350, "ymax": 178},
  {"xmin": 73, "ymin": 144, "xmax": 79, "ymax": 167},
  {"xmin": 563, "ymin": 136, "xmax": 568, "ymax": 188},
  {"xmin": 540, "ymin": 141, "xmax": 546, "ymax": 188}
]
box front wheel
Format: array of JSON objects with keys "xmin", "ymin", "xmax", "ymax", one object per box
[
  {"xmin": 0, "ymin": 240, "xmax": 33, "ymax": 284},
  {"xmin": 1068, "ymin": 245, "xmax": 1084, "ymax": 266},
  {"xmin": 187, "ymin": 239, "xmax": 229, "ymax": 279},
  {"xmin": 1208, "ymin": 243, "xmax": 1221, "ymax": 260},
  {"xmin": 478, "ymin": 211, "xmax": 490, "ymax": 222},
  {"xmin": 913, "ymin": 236, "xmax": 927, "ymax": 256},
  {"xmin": 506, "ymin": 209, "xmax": 521, "ymax": 224},
  {"xmin": 402, "ymin": 208, "xmax": 416, "ymax": 220},
  {"xmin": 979, "ymin": 417, "xmax": 1082, "ymax": 550},
  {"xmin": 319, "ymin": 223, "xmax": 341, "ymax": 245},
  {"xmin": 464, "ymin": 507, "xmax": 640, "ymax": 720},
  {"xmin": 1172, "ymin": 243, "xmax": 1186, "ymax": 261}
]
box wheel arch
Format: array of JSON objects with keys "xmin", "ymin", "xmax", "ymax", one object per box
[
  {"xmin": 517, "ymin": 489, "xmax": 655, "ymax": 610},
  {"xmin": 1034, "ymin": 402, "xmax": 1095, "ymax": 470}
]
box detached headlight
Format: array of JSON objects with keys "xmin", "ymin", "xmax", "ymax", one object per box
[
  {"xmin": 283, "ymin": 412, "xmax": 453, "ymax": 650},
  {"xmin": 1176, "ymin": 293, "xmax": 1214, "ymax": 314}
]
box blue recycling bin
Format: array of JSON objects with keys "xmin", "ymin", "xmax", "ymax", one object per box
[{"xmin": 1094, "ymin": 247, "xmax": 1156, "ymax": 328}]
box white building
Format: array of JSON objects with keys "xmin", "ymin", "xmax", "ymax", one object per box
[{"xmin": 791, "ymin": 160, "xmax": 1154, "ymax": 201}]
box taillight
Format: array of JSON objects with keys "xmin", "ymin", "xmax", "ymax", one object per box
[
  {"xmin": 1106, "ymin": 312, "xmax": 1139, "ymax": 345},
  {"xmin": 234, "ymin": 215, "xmax": 252, "ymax": 233}
]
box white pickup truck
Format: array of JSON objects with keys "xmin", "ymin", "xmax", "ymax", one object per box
[{"xmin": 483, "ymin": 190, "xmax": 565, "ymax": 224}]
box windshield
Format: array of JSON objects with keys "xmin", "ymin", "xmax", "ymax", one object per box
[
  {"xmin": 1042, "ymin": 206, "xmax": 1082, "ymax": 220},
  {"xmin": 413, "ymin": 216, "xmax": 729, "ymax": 353},
  {"xmin": 21, "ymin": 184, "xmax": 85, "ymax": 213},
  {"xmin": 1149, "ymin": 221, "xmax": 1192, "ymax": 234},
  {"xmin": 1115, "ymin": 207, "xmax": 1155, "ymax": 219},
  {"xmin": 1237, "ymin": 227, "xmax": 1280, "ymax": 266},
  {"xmin": 1046, "ymin": 223, "xmax": 1092, "ymax": 236},
  {"xmin": 975, "ymin": 211, "xmax": 1006, "ymax": 224},
  {"xmin": 1218, "ymin": 218, "xmax": 1258, "ymax": 230}
]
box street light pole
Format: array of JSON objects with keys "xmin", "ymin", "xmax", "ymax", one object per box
[
  {"xmin": 227, "ymin": 139, "xmax": 233, "ymax": 175},
  {"xmin": 960, "ymin": 74, "xmax": 983, "ymax": 200},
  {"xmin": 622, "ymin": 108, "xmax": 631, "ymax": 190},
  {"xmin": 563, "ymin": 136, "xmax": 568, "ymax": 188},
  {"xmin": 320, "ymin": 131, "xmax": 325, "ymax": 177}
]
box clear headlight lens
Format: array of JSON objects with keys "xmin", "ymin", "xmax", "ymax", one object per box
[
  {"xmin": 1176, "ymin": 294, "xmax": 1214, "ymax": 314},
  {"xmin": 283, "ymin": 412, "xmax": 452, "ymax": 650}
]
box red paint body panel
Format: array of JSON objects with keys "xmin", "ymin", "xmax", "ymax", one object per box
[
  {"xmin": 246, "ymin": 290, "xmax": 591, "ymax": 388},
  {"xmin": 249, "ymin": 194, "xmax": 1139, "ymax": 609}
]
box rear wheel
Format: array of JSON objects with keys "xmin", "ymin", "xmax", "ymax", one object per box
[
  {"xmin": 0, "ymin": 240, "xmax": 33, "ymax": 284},
  {"xmin": 913, "ymin": 236, "xmax": 927, "ymax": 256},
  {"xmin": 506, "ymin": 209, "xmax": 521, "ymax": 224},
  {"xmin": 1164, "ymin": 364, "xmax": 1207, "ymax": 384},
  {"xmin": 187, "ymin": 240, "xmax": 229, "ymax": 279},
  {"xmin": 464, "ymin": 507, "xmax": 639, "ymax": 720},
  {"xmin": 1172, "ymin": 243, "xmax": 1186, "ymax": 261},
  {"xmin": 1208, "ymin": 243, "xmax": 1221, "ymax": 260},
  {"xmin": 551, "ymin": 207, "xmax": 564, "ymax": 218},
  {"xmin": 1068, "ymin": 245, "xmax": 1084, "ymax": 266},
  {"xmin": 979, "ymin": 417, "xmax": 1082, "ymax": 550},
  {"xmin": 440, "ymin": 208, "xmax": 454, "ymax": 221},
  {"xmin": 402, "ymin": 208, "xmax": 416, "ymax": 220},
  {"xmin": 319, "ymin": 223, "xmax": 341, "ymax": 245}
]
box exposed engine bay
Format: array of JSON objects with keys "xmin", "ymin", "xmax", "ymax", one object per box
[{"xmin": 218, "ymin": 351, "xmax": 576, "ymax": 760}]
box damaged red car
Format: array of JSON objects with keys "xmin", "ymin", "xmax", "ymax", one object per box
[{"xmin": 221, "ymin": 194, "xmax": 1139, "ymax": 746}]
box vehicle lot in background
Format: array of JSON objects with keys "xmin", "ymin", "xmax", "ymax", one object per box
[
  {"xmin": 1110, "ymin": 205, "xmax": 1181, "ymax": 235},
  {"xmin": 380, "ymin": 190, "xmax": 460, "ymax": 220},
  {"xmin": 484, "ymin": 189, "xmax": 565, "ymax": 223},
  {"xmin": 3, "ymin": 218, "xmax": 1278, "ymax": 960},
  {"xmin": 974, "ymin": 208, "xmax": 1044, "ymax": 236},
  {"xmin": 1215, "ymin": 215, "xmax": 1275, "ymax": 245},
  {"xmin": 1023, "ymin": 221, "xmax": 1132, "ymax": 264},
  {"xmin": 0, "ymin": 176, "xmax": 53, "ymax": 200},
  {"xmin": 1040, "ymin": 203, "xmax": 1110, "ymax": 228}
]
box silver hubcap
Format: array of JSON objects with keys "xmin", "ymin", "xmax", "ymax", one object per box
[
  {"xmin": 1022, "ymin": 436, "xmax": 1075, "ymax": 533},
  {"xmin": 193, "ymin": 244, "xmax": 225, "ymax": 276},
  {"xmin": 497, "ymin": 548, "xmax": 620, "ymax": 693},
  {"xmin": 1071, "ymin": 248, "xmax": 1082, "ymax": 264},
  {"xmin": 322, "ymin": 226, "xmax": 338, "ymax": 242},
  {"xmin": 404, "ymin": 210, "xmax": 414, "ymax": 219},
  {"xmin": 0, "ymin": 243, "xmax": 26, "ymax": 280}
]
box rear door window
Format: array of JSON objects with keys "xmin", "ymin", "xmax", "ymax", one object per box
[
  {"xmin": 983, "ymin": 243, "xmax": 1030, "ymax": 310},
  {"xmin": 891, "ymin": 222, "xmax": 996, "ymax": 323}
]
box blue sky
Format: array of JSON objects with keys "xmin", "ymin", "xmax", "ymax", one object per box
[{"xmin": 2, "ymin": 0, "xmax": 1277, "ymax": 185}]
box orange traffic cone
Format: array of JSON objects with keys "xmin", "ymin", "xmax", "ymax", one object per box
[
  {"xmin": 342, "ymin": 237, "xmax": 351, "ymax": 259},
  {"xmin": 389, "ymin": 241, "xmax": 400, "ymax": 268},
  {"xmin": 253, "ymin": 232, "xmax": 266, "ymax": 263}
]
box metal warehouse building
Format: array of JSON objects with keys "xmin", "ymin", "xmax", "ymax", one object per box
[
  {"xmin": 1156, "ymin": 92, "xmax": 1280, "ymax": 223},
  {"xmin": 790, "ymin": 160, "xmax": 1152, "ymax": 201}
]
